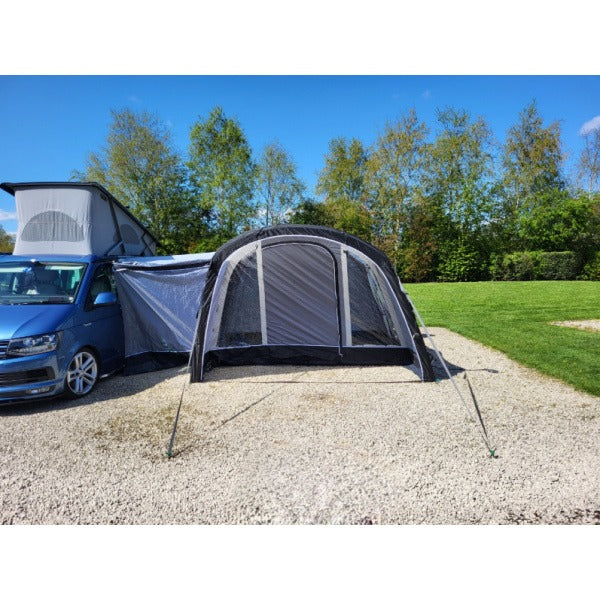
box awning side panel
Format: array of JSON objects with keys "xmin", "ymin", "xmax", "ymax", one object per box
[{"xmin": 114, "ymin": 261, "xmax": 209, "ymax": 374}]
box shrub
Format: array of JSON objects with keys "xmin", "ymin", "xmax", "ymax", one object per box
[
  {"xmin": 580, "ymin": 251, "xmax": 600, "ymax": 281},
  {"xmin": 399, "ymin": 241, "xmax": 437, "ymax": 282},
  {"xmin": 188, "ymin": 233, "xmax": 223, "ymax": 253},
  {"xmin": 437, "ymin": 244, "xmax": 484, "ymax": 282},
  {"xmin": 536, "ymin": 252, "xmax": 580, "ymax": 280},
  {"xmin": 491, "ymin": 251, "xmax": 581, "ymax": 281},
  {"xmin": 490, "ymin": 251, "xmax": 539, "ymax": 280}
]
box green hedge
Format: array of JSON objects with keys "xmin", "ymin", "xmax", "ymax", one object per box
[
  {"xmin": 537, "ymin": 252, "xmax": 581, "ymax": 280},
  {"xmin": 581, "ymin": 251, "xmax": 600, "ymax": 281},
  {"xmin": 490, "ymin": 251, "xmax": 581, "ymax": 281}
]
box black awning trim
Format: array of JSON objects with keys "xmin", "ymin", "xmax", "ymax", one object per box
[{"xmin": 202, "ymin": 345, "xmax": 414, "ymax": 374}]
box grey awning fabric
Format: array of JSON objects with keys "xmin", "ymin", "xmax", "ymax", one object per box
[
  {"xmin": 191, "ymin": 226, "xmax": 435, "ymax": 383},
  {"xmin": 114, "ymin": 254, "xmax": 213, "ymax": 374},
  {"xmin": 262, "ymin": 243, "xmax": 340, "ymax": 346}
]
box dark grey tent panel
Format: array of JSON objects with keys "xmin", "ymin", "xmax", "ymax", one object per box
[
  {"xmin": 0, "ymin": 182, "xmax": 158, "ymax": 256},
  {"xmin": 114, "ymin": 254, "xmax": 213, "ymax": 374},
  {"xmin": 263, "ymin": 243, "xmax": 340, "ymax": 345},
  {"xmin": 191, "ymin": 225, "xmax": 435, "ymax": 382}
]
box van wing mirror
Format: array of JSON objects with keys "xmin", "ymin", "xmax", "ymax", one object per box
[{"xmin": 93, "ymin": 291, "xmax": 117, "ymax": 306}]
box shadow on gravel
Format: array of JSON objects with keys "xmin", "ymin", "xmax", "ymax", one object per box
[
  {"xmin": 423, "ymin": 332, "xmax": 500, "ymax": 380},
  {"xmin": 0, "ymin": 348, "xmax": 499, "ymax": 418},
  {"xmin": 506, "ymin": 508, "xmax": 600, "ymax": 524},
  {"xmin": 204, "ymin": 357, "xmax": 494, "ymax": 384},
  {"xmin": 203, "ymin": 362, "xmax": 418, "ymax": 382},
  {"xmin": 427, "ymin": 350, "xmax": 499, "ymax": 380},
  {"xmin": 0, "ymin": 366, "xmax": 188, "ymax": 417}
]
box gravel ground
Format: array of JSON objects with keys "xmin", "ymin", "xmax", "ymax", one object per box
[{"xmin": 1, "ymin": 327, "xmax": 598, "ymax": 525}]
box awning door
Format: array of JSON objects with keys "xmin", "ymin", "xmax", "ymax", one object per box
[{"xmin": 261, "ymin": 243, "xmax": 341, "ymax": 347}]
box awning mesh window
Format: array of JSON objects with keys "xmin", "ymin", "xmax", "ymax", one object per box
[
  {"xmin": 217, "ymin": 252, "xmax": 262, "ymax": 347},
  {"xmin": 347, "ymin": 252, "xmax": 401, "ymax": 346}
]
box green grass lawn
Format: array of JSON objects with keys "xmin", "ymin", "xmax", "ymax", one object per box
[{"xmin": 405, "ymin": 281, "xmax": 600, "ymax": 397}]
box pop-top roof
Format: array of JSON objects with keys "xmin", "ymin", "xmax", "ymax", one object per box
[{"xmin": 1, "ymin": 181, "xmax": 158, "ymax": 257}]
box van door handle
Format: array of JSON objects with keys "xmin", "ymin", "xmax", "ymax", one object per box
[{"xmin": 83, "ymin": 323, "xmax": 92, "ymax": 327}]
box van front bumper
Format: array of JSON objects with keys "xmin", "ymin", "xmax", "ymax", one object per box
[{"xmin": 0, "ymin": 352, "xmax": 64, "ymax": 403}]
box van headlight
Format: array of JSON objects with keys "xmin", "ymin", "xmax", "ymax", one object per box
[{"xmin": 7, "ymin": 333, "xmax": 59, "ymax": 356}]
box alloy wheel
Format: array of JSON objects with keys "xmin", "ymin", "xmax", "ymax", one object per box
[{"xmin": 66, "ymin": 350, "xmax": 98, "ymax": 397}]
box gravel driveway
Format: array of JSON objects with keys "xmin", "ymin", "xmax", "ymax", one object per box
[{"xmin": 1, "ymin": 327, "xmax": 598, "ymax": 524}]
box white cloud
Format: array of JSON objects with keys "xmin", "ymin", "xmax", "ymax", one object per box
[
  {"xmin": 580, "ymin": 115, "xmax": 600, "ymax": 136},
  {"xmin": 0, "ymin": 210, "xmax": 17, "ymax": 221},
  {"xmin": 422, "ymin": 89, "xmax": 432, "ymax": 100},
  {"xmin": 128, "ymin": 95, "xmax": 141, "ymax": 103}
]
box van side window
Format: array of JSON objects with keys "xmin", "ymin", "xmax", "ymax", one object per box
[{"xmin": 86, "ymin": 263, "xmax": 117, "ymax": 306}]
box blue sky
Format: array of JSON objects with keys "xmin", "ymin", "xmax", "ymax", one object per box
[{"xmin": 1, "ymin": 75, "xmax": 599, "ymax": 234}]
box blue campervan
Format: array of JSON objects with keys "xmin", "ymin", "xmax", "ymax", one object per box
[
  {"xmin": 0, "ymin": 255, "xmax": 123, "ymax": 401},
  {"xmin": 0, "ymin": 182, "xmax": 157, "ymax": 403}
]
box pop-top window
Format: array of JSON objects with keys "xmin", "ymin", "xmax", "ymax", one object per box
[
  {"xmin": 114, "ymin": 224, "xmax": 140, "ymax": 245},
  {"xmin": 21, "ymin": 211, "xmax": 84, "ymax": 242}
]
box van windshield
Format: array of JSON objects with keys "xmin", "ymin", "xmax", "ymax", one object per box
[{"xmin": 0, "ymin": 261, "xmax": 87, "ymax": 305}]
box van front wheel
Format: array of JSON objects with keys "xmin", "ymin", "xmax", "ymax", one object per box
[{"xmin": 64, "ymin": 349, "xmax": 98, "ymax": 399}]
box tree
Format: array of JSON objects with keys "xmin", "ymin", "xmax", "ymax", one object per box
[
  {"xmin": 288, "ymin": 198, "xmax": 335, "ymax": 227},
  {"xmin": 501, "ymin": 101, "xmax": 568, "ymax": 254},
  {"xmin": 316, "ymin": 137, "xmax": 372, "ymax": 239},
  {"xmin": 502, "ymin": 100, "xmax": 565, "ymax": 210},
  {"xmin": 518, "ymin": 191, "xmax": 600, "ymax": 258},
  {"xmin": 317, "ymin": 137, "xmax": 368, "ymax": 204},
  {"xmin": 398, "ymin": 198, "xmax": 438, "ymax": 282},
  {"xmin": 427, "ymin": 109, "xmax": 497, "ymax": 232},
  {"xmin": 188, "ymin": 107, "xmax": 256, "ymax": 246},
  {"xmin": 424, "ymin": 108, "xmax": 498, "ymax": 281},
  {"xmin": 578, "ymin": 127, "xmax": 600, "ymax": 197},
  {"xmin": 256, "ymin": 141, "xmax": 305, "ymax": 226},
  {"xmin": 365, "ymin": 110, "xmax": 429, "ymax": 268},
  {"xmin": 0, "ymin": 224, "xmax": 13, "ymax": 253},
  {"xmin": 77, "ymin": 108, "xmax": 193, "ymax": 254}
]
